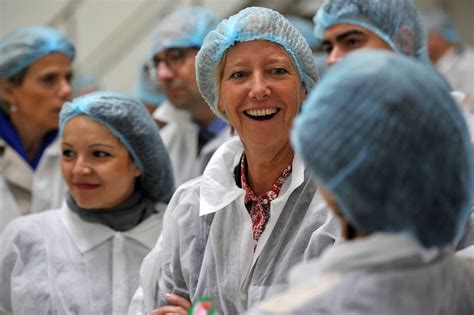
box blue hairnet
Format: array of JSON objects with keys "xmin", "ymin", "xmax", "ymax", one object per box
[
  {"xmin": 133, "ymin": 61, "xmax": 165, "ymax": 107},
  {"xmin": 72, "ymin": 74, "xmax": 103, "ymax": 97},
  {"xmin": 286, "ymin": 15, "xmax": 318, "ymax": 50},
  {"xmin": 313, "ymin": 0, "xmax": 429, "ymax": 62},
  {"xmin": 60, "ymin": 91, "xmax": 175, "ymax": 203},
  {"xmin": 422, "ymin": 6, "xmax": 460, "ymax": 44},
  {"xmin": 292, "ymin": 50, "xmax": 474, "ymax": 248},
  {"xmin": 0, "ymin": 26, "xmax": 75, "ymax": 80},
  {"xmin": 196, "ymin": 7, "xmax": 318, "ymax": 119},
  {"xmin": 149, "ymin": 6, "xmax": 219, "ymax": 59}
]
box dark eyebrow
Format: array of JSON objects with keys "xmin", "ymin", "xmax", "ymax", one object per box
[
  {"xmin": 322, "ymin": 29, "xmax": 366, "ymax": 46},
  {"xmin": 336, "ymin": 30, "xmax": 365, "ymax": 42}
]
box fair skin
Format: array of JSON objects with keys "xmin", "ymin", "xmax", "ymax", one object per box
[
  {"xmin": 321, "ymin": 24, "xmax": 391, "ymax": 66},
  {"xmin": 154, "ymin": 39, "xmax": 307, "ymax": 315},
  {"xmin": 0, "ymin": 53, "xmax": 73, "ymax": 160},
  {"xmin": 219, "ymin": 40, "xmax": 307, "ymax": 194},
  {"xmin": 155, "ymin": 48, "xmax": 214, "ymax": 127},
  {"xmin": 61, "ymin": 116, "xmax": 141, "ymax": 209}
]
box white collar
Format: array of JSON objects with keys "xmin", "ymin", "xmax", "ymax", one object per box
[
  {"xmin": 60, "ymin": 202, "xmax": 161, "ymax": 253},
  {"xmin": 289, "ymin": 233, "xmax": 447, "ymax": 286},
  {"xmin": 199, "ymin": 137, "xmax": 305, "ymax": 216}
]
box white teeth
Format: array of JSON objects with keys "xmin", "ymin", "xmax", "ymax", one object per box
[{"xmin": 245, "ymin": 108, "xmax": 278, "ymax": 117}]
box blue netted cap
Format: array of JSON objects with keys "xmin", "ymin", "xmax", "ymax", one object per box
[
  {"xmin": 60, "ymin": 91, "xmax": 175, "ymax": 202},
  {"xmin": 0, "ymin": 26, "xmax": 75, "ymax": 80},
  {"xmin": 71, "ymin": 74, "xmax": 102, "ymax": 97},
  {"xmin": 292, "ymin": 50, "xmax": 474, "ymax": 248},
  {"xmin": 422, "ymin": 6, "xmax": 460, "ymax": 44},
  {"xmin": 133, "ymin": 60, "xmax": 166, "ymax": 107},
  {"xmin": 196, "ymin": 7, "xmax": 318, "ymax": 120},
  {"xmin": 149, "ymin": 6, "xmax": 219, "ymax": 59},
  {"xmin": 313, "ymin": 0, "xmax": 429, "ymax": 62},
  {"xmin": 286, "ymin": 15, "xmax": 318, "ymax": 50}
]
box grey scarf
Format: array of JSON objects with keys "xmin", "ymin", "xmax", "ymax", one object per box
[{"xmin": 67, "ymin": 186, "xmax": 156, "ymax": 232}]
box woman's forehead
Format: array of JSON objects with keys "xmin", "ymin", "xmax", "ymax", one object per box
[{"xmin": 224, "ymin": 40, "xmax": 293, "ymax": 65}]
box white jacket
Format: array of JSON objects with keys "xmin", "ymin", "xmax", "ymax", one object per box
[
  {"xmin": 0, "ymin": 203, "xmax": 165, "ymax": 315},
  {"xmin": 153, "ymin": 101, "xmax": 230, "ymax": 186},
  {"xmin": 0, "ymin": 137, "xmax": 66, "ymax": 233},
  {"xmin": 129, "ymin": 138, "xmax": 340, "ymax": 314},
  {"xmin": 249, "ymin": 233, "xmax": 474, "ymax": 315}
]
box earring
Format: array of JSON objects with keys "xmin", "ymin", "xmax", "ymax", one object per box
[{"xmin": 9, "ymin": 103, "xmax": 17, "ymax": 113}]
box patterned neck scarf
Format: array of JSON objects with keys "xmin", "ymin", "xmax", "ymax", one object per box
[{"xmin": 240, "ymin": 154, "xmax": 292, "ymax": 246}]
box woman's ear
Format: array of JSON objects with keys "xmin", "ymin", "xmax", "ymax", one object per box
[{"xmin": 0, "ymin": 80, "xmax": 16, "ymax": 105}]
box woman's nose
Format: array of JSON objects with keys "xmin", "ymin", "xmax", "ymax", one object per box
[
  {"xmin": 59, "ymin": 77, "xmax": 73, "ymax": 101},
  {"xmin": 248, "ymin": 73, "xmax": 271, "ymax": 100},
  {"xmin": 72, "ymin": 157, "xmax": 91, "ymax": 176}
]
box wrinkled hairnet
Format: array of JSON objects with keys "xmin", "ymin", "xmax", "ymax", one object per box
[
  {"xmin": 286, "ymin": 15, "xmax": 318, "ymax": 50},
  {"xmin": 133, "ymin": 61, "xmax": 165, "ymax": 107},
  {"xmin": 59, "ymin": 91, "xmax": 174, "ymax": 202},
  {"xmin": 292, "ymin": 50, "xmax": 474, "ymax": 248},
  {"xmin": 313, "ymin": 0, "xmax": 429, "ymax": 62},
  {"xmin": 196, "ymin": 7, "xmax": 318, "ymax": 119},
  {"xmin": 149, "ymin": 6, "xmax": 219, "ymax": 59},
  {"xmin": 72, "ymin": 74, "xmax": 102, "ymax": 97},
  {"xmin": 422, "ymin": 6, "xmax": 460, "ymax": 44},
  {"xmin": 0, "ymin": 26, "xmax": 75, "ymax": 80}
]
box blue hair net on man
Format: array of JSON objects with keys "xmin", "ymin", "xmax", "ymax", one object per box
[
  {"xmin": 313, "ymin": 0, "xmax": 429, "ymax": 62},
  {"xmin": 60, "ymin": 91, "xmax": 175, "ymax": 203},
  {"xmin": 196, "ymin": 6, "xmax": 318, "ymax": 120},
  {"xmin": 0, "ymin": 26, "xmax": 75, "ymax": 80},
  {"xmin": 71, "ymin": 74, "xmax": 103, "ymax": 97},
  {"xmin": 422, "ymin": 6, "xmax": 461, "ymax": 44},
  {"xmin": 133, "ymin": 60, "xmax": 166, "ymax": 107},
  {"xmin": 149, "ymin": 6, "xmax": 219, "ymax": 59},
  {"xmin": 292, "ymin": 50, "xmax": 474, "ymax": 248}
]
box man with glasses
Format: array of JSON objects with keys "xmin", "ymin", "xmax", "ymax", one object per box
[{"xmin": 147, "ymin": 6, "xmax": 228, "ymax": 186}]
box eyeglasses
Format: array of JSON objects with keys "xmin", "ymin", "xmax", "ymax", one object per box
[{"xmin": 147, "ymin": 48, "xmax": 196, "ymax": 80}]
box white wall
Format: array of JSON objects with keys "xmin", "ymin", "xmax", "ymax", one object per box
[{"xmin": 1, "ymin": 0, "xmax": 472, "ymax": 95}]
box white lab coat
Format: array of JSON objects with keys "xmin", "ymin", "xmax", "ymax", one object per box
[
  {"xmin": 153, "ymin": 101, "xmax": 230, "ymax": 186},
  {"xmin": 437, "ymin": 47, "xmax": 474, "ymax": 110},
  {"xmin": 0, "ymin": 137, "xmax": 66, "ymax": 233},
  {"xmin": 129, "ymin": 137, "xmax": 340, "ymax": 314},
  {"xmin": 0, "ymin": 202, "xmax": 165, "ymax": 315},
  {"xmin": 249, "ymin": 233, "xmax": 474, "ymax": 315}
]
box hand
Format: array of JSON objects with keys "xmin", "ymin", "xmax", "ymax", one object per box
[{"xmin": 151, "ymin": 293, "xmax": 192, "ymax": 315}]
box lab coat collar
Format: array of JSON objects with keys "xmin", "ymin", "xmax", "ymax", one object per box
[
  {"xmin": 289, "ymin": 233, "xmax": 450, "ymax": 286},
  {"xmin": 199, "ymin": 137, "xmax": 305, "ymax": 216},
  {"xmin": 61, "ymin": 202, "xmax": 160, "ymax": 253}
]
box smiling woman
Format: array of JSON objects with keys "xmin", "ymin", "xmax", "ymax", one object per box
[
  {"xmin": 0, "ymin": 91, "xmax": 174, "ymax": 314},
  {"xmin": 0, "ymin": 26, "xmax": 75, "ymax": 233},
  {"xmin": 131, "ymin": 7, "xmax": 340, "ymax": 315}
]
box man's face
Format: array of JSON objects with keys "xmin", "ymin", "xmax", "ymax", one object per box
[
  {"xmin": 154, "ymin": 47, "xmax": 202, "ymax": 111},
  {"xmin": 321, "ymin": 24, "xmax": 391, "ymax": 66}
]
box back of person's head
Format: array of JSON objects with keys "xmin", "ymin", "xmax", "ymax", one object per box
[
  {"xmin": 149, "ymin": 6, "xmax": 219, "ymax": 59},
  {"xmin": 196, "ymin": 6, "xmax": 318, "ymax": 120},
  {"xmin": 292, "ymin": 50, "xmax": 473, "ymax": 248},
  {"xmin": 59, "ymin": 91, "xmax": 175, "ymax": 202},
  {"xmin": 313, "ymin": 0, "xmax": 428, "ymax": 62},
  {"xmin": 0, "ymin": 26, "xmax": 75, "ymax": 81},
  {"xmin": 422, "ymin": 6, "xmax": 460, "ymax": 45}
]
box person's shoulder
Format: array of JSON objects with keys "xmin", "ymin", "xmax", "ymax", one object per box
[
  {"xmin": 165, "ymin": 176, "xmax": 203, "ymax": 217},
  {"xmin": 0, "ymin": 209, "xmax": 61, "ymax": 252}
]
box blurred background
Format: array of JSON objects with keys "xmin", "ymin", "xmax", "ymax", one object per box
[{"xmin": 1, "ymin": 0, "xmax": 472, "ymax": 95}]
